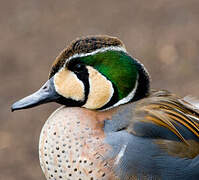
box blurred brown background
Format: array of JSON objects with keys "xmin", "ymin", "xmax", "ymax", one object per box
[{"xmin": 1, "ymin": 0, "xmax": 199, "ymax": 179}]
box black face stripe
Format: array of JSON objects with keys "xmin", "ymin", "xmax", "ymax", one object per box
[
  {"xmin": 74, "ymin": 69, "xmax": 89, "ymax": 105},
  {"xmin": 67, "ymin": 61, "xmax": 90, "ymax": 105},
  {"xmin": 97, "ymin": 82, "xmax": 119, "ymax": 110}
]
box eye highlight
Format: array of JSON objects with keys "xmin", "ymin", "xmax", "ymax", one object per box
[
  {"xmin": 73, "ymin": 63, "xmax": 84, "ymax": 72},
  {"xmin": 67, "ymin": 59, "xmax": 85, "ymax": 73}
]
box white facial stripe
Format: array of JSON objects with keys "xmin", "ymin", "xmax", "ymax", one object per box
[
  {"xmin": 54, "ymin": 68, "xmax": 85, "ymax": 101},
  {"xmin": 63, "ymin": 46, "xmax": 127, "ymax": 67},
  {"xmin": 103, "ymin": 75, "xmax": 139, "ymax": 111},
  {"xmin": 83, "ymin": 66, "xmax": 114, "ymax": 109}
]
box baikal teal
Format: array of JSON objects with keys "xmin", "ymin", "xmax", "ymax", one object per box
[{"xmin": 11, "ymin": 35, "xmax": 199, "ymax": 180}]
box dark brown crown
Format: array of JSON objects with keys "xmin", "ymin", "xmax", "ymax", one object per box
[{"xmin": 49, "ymin": 35, "xmax": 124, "ymax": 78}]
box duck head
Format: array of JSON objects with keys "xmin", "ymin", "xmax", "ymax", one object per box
[{"xmin": 11, "ymin": 35, "xmax": 150, "ymax": 111}]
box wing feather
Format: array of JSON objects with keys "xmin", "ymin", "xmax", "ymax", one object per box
[{"xmin": 128, "ymin": 90, "xmax": 199, "ymax": 143}]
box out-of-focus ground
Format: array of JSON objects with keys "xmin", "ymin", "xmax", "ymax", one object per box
[{"xmin": 1, "ymin": 0, "xmax": 199, "ymax": 179}]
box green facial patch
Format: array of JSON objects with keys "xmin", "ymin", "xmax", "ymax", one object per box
[{"xmin": 80, "ymin": 51, "xmax": 138, "ymax": 101}]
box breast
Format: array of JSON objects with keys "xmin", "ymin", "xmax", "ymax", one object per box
[{"xmin": 39, "ymin": 106, "xmax": 119, "ymax": 180}]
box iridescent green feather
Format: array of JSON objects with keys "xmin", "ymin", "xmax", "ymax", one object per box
[{"xmin": 80, "ymin": 51, "xmax": 138, "ymax": 100}]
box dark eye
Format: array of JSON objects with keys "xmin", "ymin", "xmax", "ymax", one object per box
[{"xmin": 73, "ymin": 63, "xmax": 84, "ymax": 72}]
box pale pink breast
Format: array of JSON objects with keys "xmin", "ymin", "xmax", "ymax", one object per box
[{"xmin": 39, "ymin": 106, "xmax": 118, "ymax": 180}]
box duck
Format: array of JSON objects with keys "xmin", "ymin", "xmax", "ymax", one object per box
[{"xmin": 11, "ymin": 35, "xmax": 199, "ymax": 180}]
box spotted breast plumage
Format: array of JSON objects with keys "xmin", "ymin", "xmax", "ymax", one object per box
[{"xmin": 12, "ymin": 35, "xmax": 199, "ymax": 180}]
